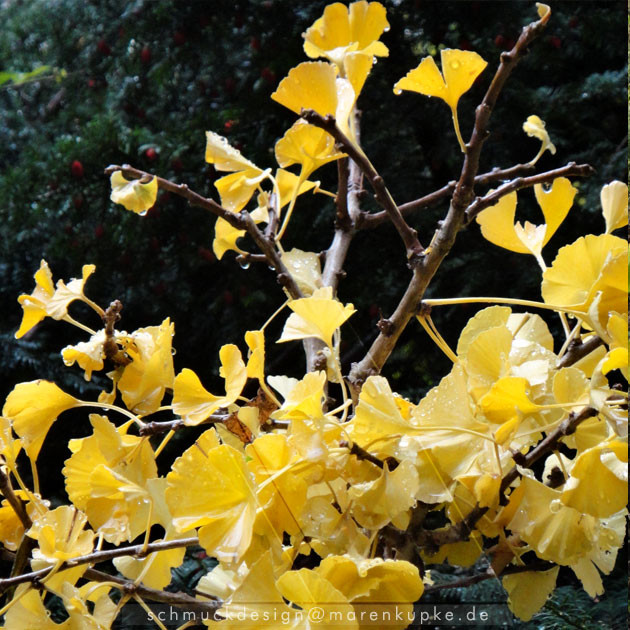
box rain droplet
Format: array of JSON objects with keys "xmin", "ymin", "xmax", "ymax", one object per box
[
  {"xmin": 372, "ymin": 57, "xmax": 378, "ymax": 65},
  {"xmin": 450, "ymin": 60, "xmax": 460, "ymax": 70},
  {"xmin": 268, "ymin": 265, "xmax": 276, "ymax": 272},
  {"xmin": 238, "ymin": 259, "xmax": 251, "ymax": 270},
  {"xmin": 383, "ymin": 25, "xmax": 390, "ymax": 33},
  {"xmin": 394, "ymin": 88, "xmax": 402, "ymax": 95}
]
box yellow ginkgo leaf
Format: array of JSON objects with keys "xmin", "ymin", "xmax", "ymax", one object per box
[
  {"xmin": 113, "ymin": 538, "xmax": 187, "ymax": 590},
  {"xmin": 244, "ymin": 330, "xmax": 266, "ymax": 383},
  {"xmin": 280, "ymin": 248, "xmax": 323, "ymax": 296},
  {"xmin": 278, "ymin": 286, "xmax": 355, "ymax": 347},
  {"xmin": 542, "ymin": 234, "xmax": 627, "ymax": 318},
  {"xmin": 165, "ymin": 429, "xmax": 256, "ymax": 562},
  {"xmin": 275, "ymin": 120, "xmax": 344, "ymax": 178},
  {"xmin": 394, "ymin": 49, "xmax": 487, "ymax": 151},
  {"xmin": 273, "ymin": 371, "xmax": 327, "ymax": 420},
  {"xmin": 28, "ymin": 505, "xmax": 94, "ymax": 563},
  {"xmin": 61, "ymin": 329, "xmax": 106, "ymax": 381},
  {"xmin": 271, "ymin": 61, "xmax": 356, "ymax": 140},
  {"xmin": 276, "ymin": 568, "xmax": 358, "ymax": 628},
  {"xmin": 600, "ymin": 180, "xmax": 628, "ymax": 233},
  {"xmin": 533, "ymin": 177, "xmax": 577, "ymax": 244},
  {"xmin": 63, "ymin": 414, "xmax": 157, "ymax": 544},
  {"xmin": 479, "ymin": 377, "xmax": 540, "ymax": 424},
  {"xmin": 303, "ymin": 1, "xmax": 390, "ymax": 62},
  {"xmin": 275, "ymin": 169, "xmax": 319, "ymax": 211},
  {"xmin": 172, "ymin": 344, "xmax": 246, "ymax": 425},
  {"xmin": 507, "ymin": 475, "xmax": 596, "ymax": 565},
  {"xmin": 4, "ymin": 587, "xmax": 61, "ymax": 630},
  {"xmin": 205, "ymin": 131, "xmax": 260, "ymax": 173},
  {"xmin": 503, "ymin": 567, "xmax": 559, "ymax": 622},
  {"xmin": 16, "ymin": 261, "xmax": 96, "ymax": 338},
  {"xmin": 215, "ymin": 168, "xmax": 270, "ymax": 213},
  {"xmin": 110, "ymin": 171, "xmax": 158, "ymax": 215},
  {"xmin": 117, "ymin": 318, "xmax": 175, "ymax": 415},
  {"xmin": 476, "ymin": 178, "xmax": 577, "ymax": 256},
  {"xmin": 522, "ymin": 115, "xmax": 556, "ymax": 164},
  {"xmin": 15, "ymin": 260, "xmax": 54, "ymax": 338},
  {"xmin": 0, "ymin": 415, "xmax": 22, "ymax": 468},
  {"xmin": 560, "ymin": 440, "xmax": 628, "ymax": 518},
  {"xmin": 348, "ymin": 460, "xmax": 420, "ymax": 529},
  {"xmin": 3, "ymin": 380, "xmax": 78, "ymax": 460}
]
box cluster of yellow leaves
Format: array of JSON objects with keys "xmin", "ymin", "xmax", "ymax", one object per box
[{"xmin": 2, "ymin": 2, "xmax": 626, "ymax": 629}]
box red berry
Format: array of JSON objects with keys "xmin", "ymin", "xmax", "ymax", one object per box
[
  {"xmin": 145, "ymin": 147, "xmax": 157, "ymax": 161},
  {"xmin": 250, "ymin": 37, "xmax": 261, "ymax": 51},
  {"xmin": 94, "ymin": 224, "xmax": 105, "ymax": 239},
  {"xmin": 261, "ymin": 67, "xmax": 276, "ymax": 84},
  {"xmin": 71, "ymin": 160, "xmax": 84, "ymax": 178},
  {"xmin": 140, "ymin": 46, "xmax": 151, "ymax": 64},
  {"xmin": 173, "ymin": 30, "xmax": 187, "ymax": 46},
  {"xmin": 73, "ymin": 195, "xmax": 84, "ymax": 209},
  {"xmin": 97, "ymin": 39, "xmax": 111, "ymax": 56},
  {"xmin": 549, "ymin": 36, "xmax": 562, "ymax": 49},
  {"xmin": 223, "ymin": 119, "xmax": 235, "ymax": 131},
  {"xmin": 494, "ymin": 34, "xmax": 506, "ymax": 48},
  {"xmin": 87, "ymin": 78, "xmax": 96, "ymax": 88},
  {"xmin": 223, "ymin": 290, "xmax": 234, "ymax": 306}
]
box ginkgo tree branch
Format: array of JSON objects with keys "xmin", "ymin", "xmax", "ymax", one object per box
[
  {"xmin": 360, "ymin": 163, "xmax": 538, "ymax": 229},
  {"xmin": 300, "ymin": 109, "xmax": 425, "ymax": 262},
  {"xmin": 0, "ymin": 548, "xmax": 221, "ymax": 616},
  {"xmin": 347, "ymin": 9, "xmax": 552, "ymax": 391},
  {"xmin": 465, "ymin": 162, "xmax": 596, "ymax": 221},
  {"xmin": 0, "ymin": 537, "xmax": 200, "ymax": 594},
  {"xmin": 557, "ymin": 335, "xmax": 604, "ymax": 368},
  {"xmin": 104, "ymin": 165, "xmax": 304, "ymax": 300}
]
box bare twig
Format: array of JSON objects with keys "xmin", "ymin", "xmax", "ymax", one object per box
[
  {"xmin": 557, "ymin": 335, "xmax": 604, "ymax": 368},
  {"xmin": 0, "ymin": 537, "xmax": 200, "ymax": 593},
  {"xmin": 340, "ymin": 440, "xmax": 385, "ymax": 469},
  {"xmin": 300, "ymin": 110, "xmax": 424, "ymax": 261},
  {"xmin": 360, "ymin": 163, "xmax": 538, "ymax": 229},
  {"xmin": 465, "ymin": 162, "xmax": 596, "ymax": 221}
]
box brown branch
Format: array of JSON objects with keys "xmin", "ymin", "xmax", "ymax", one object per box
[
  {"xmin": 360, "ymin": 164, "xmax": 538, "ymax": 230},
  {"xmin": 104, "ymin": 165, "xmax": 303, "ymax": 300},
  {"xmin": 0, "ymin": 537, "xmax": 200, "ymax": 593},
  {"xmin": 465, "ymin": 162, "xmax": 596, "ymax": 221},
  {"xmin": 0, "ymin": 548, "xmax": 220, "ymax": 615},
  {"xmin": 347, "ymin": 10, "xmax": 551, "ymax": 391},
  {"xmin": 340, "ymin": 441, "xmax": 385, "ymax": 469},
  {"xmin": 300, "ymin": 110, "xmax": 424, "ymax": 261},
  {"xmin": 452, "ymin": 8, "xmax": 551, "ymax": 213},
  {"xmin": 557, "ymin": 335, "xmax": 605, "ymax": 368},
  {"xmin": 335, "ymin": 157, "xmax": 352, "ymax": 231}
]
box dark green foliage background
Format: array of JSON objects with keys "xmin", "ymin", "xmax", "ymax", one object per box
[{"xmin": 0, "ymin": 0, "xmax": 626, "ymax": 626}]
